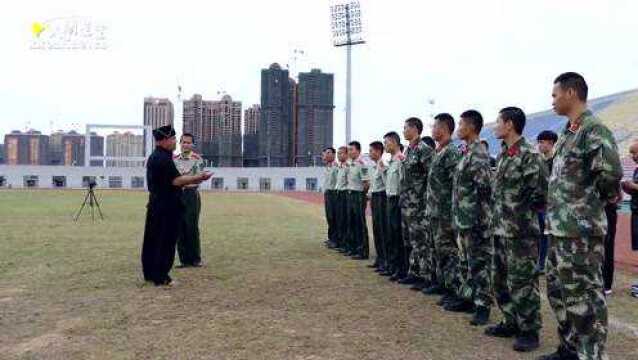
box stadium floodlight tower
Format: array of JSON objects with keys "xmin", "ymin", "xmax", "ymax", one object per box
[{"xmin": 331, "ymin": 1, "xmax": 365, "ymax": 144}]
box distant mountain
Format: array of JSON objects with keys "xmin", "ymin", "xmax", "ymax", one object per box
[{"xmin": 479, "ymin": 88, "xmax": 638, "ymax": 159}]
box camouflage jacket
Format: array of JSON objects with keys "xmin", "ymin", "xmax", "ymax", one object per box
[
  {"xmin": 453, "ymin": 139, "xmax": 492, "ymax": 231},
  {"xmin": 491, "ymin": 137, "xmax": 547, "ymax": 237},
  {"xmin": 174, "ymin": 151, "xmax": 204, "ymax": 189},
  {"xmin": 400, "ymin": 141, "xmax": 434, "ymax": 208},
  {"xmin": 546, "ymin": 110, "xmax": 622, "ymax": 238},
  {"xmin": 426, "ymin": 142, "xmax": 461, "ymax": 221}
]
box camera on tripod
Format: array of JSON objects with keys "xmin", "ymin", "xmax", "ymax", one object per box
[{"xmin": 74, "ymin": 178, "xmax": 104, "ymax": 222}]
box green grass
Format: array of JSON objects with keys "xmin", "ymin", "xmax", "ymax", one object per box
[{"xmin": 0, "ymin": 190, "xmax": 637, "ymax": 359}]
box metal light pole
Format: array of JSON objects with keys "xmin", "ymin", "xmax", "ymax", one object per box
[{"xmin": 331, "ymin": 1, "xmax": 365, "ymax": 144}]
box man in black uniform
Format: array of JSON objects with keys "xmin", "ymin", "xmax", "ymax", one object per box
[{"xmin": 141, "ymin": 125, "xmax": 212, "ymax": 286}]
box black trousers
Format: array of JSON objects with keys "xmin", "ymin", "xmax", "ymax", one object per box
[
  {"xmin": 347, "ymin": 190, "xmax": 369, "ymax": 257},
  {"xmin": 371, "ymin": 192, "xmax": 388, "ymax": 267},
  {"xmin": 142, "ymin": 200, "xmax": 181, "ymax": 285},
  {"xmin": 324, "ymin": 190, "xmax": 338, "ymax": 244},
  {"xmin": 632, "ymin": 211, "xmax": 638, "ymax": 251},
  {"xmin": 603, "ymin": 203, "xmax": 617, "ymax": 290},
  {"xmin": 386, "ymin": 195, "xmax": 406, "ymax": 275},
  {"xmin": 335, "ymin": 191, "xmax": 349, "ymax": 248}
]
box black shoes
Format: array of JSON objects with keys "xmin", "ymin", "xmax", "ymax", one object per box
[
  {"xmin": 389, "ymin": 272, "xmax": 405, "ymax": 282},
  {"xmin": 397, "ymin": 275, "xmax": 419, "ymax": 285},
  {"xmin": 469, "ymin": 306, "xmax": 490, "ymax": 326},
  {"xmin": 444, "ymin": 298, "xmax": 474, "ymax": 313},
  {"xmin": 513, "ymin": 332, "xmax": 540, "ymax": 352},
  {"xmin": 484, "ymin": 322, "xmax": 518, "ymax": 338},
  {"xmin": 422, "ymin": 284, "xmax": 444, "ymax": 295},
  {"xmin": 410, "ymin": 280, "xmax": 428, "ymax": 291},
  {"xmin": 536, "ymin": 346, "xmax": 578, "ymax": 360}
]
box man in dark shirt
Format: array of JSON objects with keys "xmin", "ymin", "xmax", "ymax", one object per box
[
  {"xmin": 480, "ymin": 139, "xmax": 497, "ymax": 168},
  {"xmin": 535, "ymin": 130, "xmax": 558, "ymax": 273},
  {"xmin": 141, "ymin": 125, "xmax": 212, "ymax": 286},
  {"xmin": 621, "ymin": 141, "xmax": 638, "ymax": 297}
]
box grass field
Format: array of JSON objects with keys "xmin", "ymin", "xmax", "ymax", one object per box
[{"xmin": 0, "ymin": 190, "xmax": 637, "ymax": 360}]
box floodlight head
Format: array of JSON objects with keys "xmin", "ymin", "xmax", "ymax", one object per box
[{"xmin": 330, "ymin": 1, "xmax": 365, "ymax": 47}]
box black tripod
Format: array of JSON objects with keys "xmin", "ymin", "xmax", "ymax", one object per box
[{"xmin": 74, "ymin": 182, "xmax": 104, "ymax": 222}]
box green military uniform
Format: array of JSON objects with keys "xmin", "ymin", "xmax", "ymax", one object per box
[
  {"xmin": 347, "ymin": 158, "xmax": 370, "ymax": 257},
  {"xmin": 545, "ymin": 110, "xmax": 622, "ymax": 360},
  {"xmin": 174, "ymin": 151, "xmax": 204, "ymax": 267},
  {"xmin": 453, "ymin": 139, "xmax": 492, "ymax": 309},
  {"xmin": 323, "ymin": 161, "xmax": 339, "ymax": 246},
  {"xmin": 400, "ymin": 141, "xmax": 434, "ymax": 280},
  {"xmin": 335, "ymin": 161, "xmax": 350, "ymax": 250},
  {"xmin": 491, "ymin": 137, "xmax": 546, "ymax": 337},
  {"xmin": 370, "ymin": 160, "xmax": 388, "ymax": 268},
  {"xmin": 385, "ymin": 154, "xmax": 406, "ymax": 277},
  {"xmin": 426, "ymin": 142, "xmax": 461, "ymax": 294}
]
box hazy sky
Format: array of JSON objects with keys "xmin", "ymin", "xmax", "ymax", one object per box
[{"xmin": 1, "ymin": 0, "xmax": 637, "ymax": 146}]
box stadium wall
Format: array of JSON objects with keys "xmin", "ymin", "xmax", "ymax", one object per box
[{"xmin": 0, "ymin": 165, "xmax": 325, "ymax": 192}]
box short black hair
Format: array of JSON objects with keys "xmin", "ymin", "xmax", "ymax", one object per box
[
  {"xmin": 480, "ymin": 139, "xmax": 489, "ymax": 150},
  {"xmin": 181, "ymin": 132, "xmax": 195, "ymax": 141},
  {"xmin": 554, "ymin": 72, "xmax": 588, "ymax": 102},
  {"xmin": 369, "ymin": 141, "xmax": 384, "ymax": 153},
  {"xmin": 348, "ymin": 141, "xmax": 361, "ymax": 152},
  {"xmin": 405, "ymin": 117, "xmax": 424, "ymax": 134},
  {"xmin": 421, "ymin": 136, "xmax": 435, "ymax": 149},
  {"xmin": 499, "ymin": 107, "xmax": 526, "ymax": 135},
  {"xmin": 537, "ymin": 130, "xmax": 558, "ymax": 144},
  {"xmin": 383, "ymin": 131, "xmax": 401, "ymax": 145},
  {"xmin": 434, "ymin": 113, "xmax": 455, "ymax": 134},
  {"xmin": 323, "ymin": 147, "xmax": 336, "ymax": 154},
  {"xmin": 460, "ymin": 110, "xmax": 483, "ymax": 134}
]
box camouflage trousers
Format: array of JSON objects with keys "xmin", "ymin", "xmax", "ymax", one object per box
[
  {"xmin": 457, "ymin": 228, "xmax": 492, "ymax": 308},
  {"xmin": 491, "ymin": 235, "xmax": 541, "ymax": 336},
  {"xmin": 547, "ymin": 235, "xmax": 608, "ymax": 360},
  {"xmin": 431, "ymin": 218, "xmax": 459, "ymax": 292},
  {"xmin": 400, "ymin": 200, "xmax": 427, "ymax": 278},
  {"xmin": 420, "ymin": 218, "xmax": 436, "ymax": 284}
]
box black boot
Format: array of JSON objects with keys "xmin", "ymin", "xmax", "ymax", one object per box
[
  {"xmin": 422, "ymin": 283, "xmax": 444, "ymax": 295},
  {"xmin": 484, "ymin": 322, "xmax": 518, "ymax": 338},
  {"xmin": 390, "ymin": 272, "xmax": 405, "ymax": 282},
  {"xmin": 436, "ymin": 292, "xmax": 456, "ymax": 306},
  {"xmin": 443, "ymin": 298, "xmax": 474, "ymax": 313},
  {"xmin": 410, "ymin": 280, "xmax": 428, "ymax": 291},
  {"xmin": 513, "ymin": 332, "xmax": 540, "ymax": 352},
  {"xmin": 535, "ymin": 346, "xmax": 578, "ymax": 360},
  {"xmin": 397, "ymin": 275, "xmax": 419, "ymax": 285},
  {"xmin": 469, "ymin": 306, "xmax": 490, "ymax": 326}
]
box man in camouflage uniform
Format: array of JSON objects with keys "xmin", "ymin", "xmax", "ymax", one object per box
[
  {"xmin": 346, "ymin": 141, "xmax": 370, "ymax": 259},
  {"xmin": 174, "ymin": 133, "xmax": 206, "ymax": 268},
  {"xmin": 383, "ymin": 134, "xmax": 407, "ymax": 281},
  {"xmin": 538, "ymin": 73, "xmax": 622, "ymax": 360},
  {"xmin": 398, "ymin": 117, "xmax": 434, "ymax": 289},
  {"xmin": 334, "ymin": 146, "xmax": 350, "ymax": 253},
  {"xmin": 484, "ymin": 107, "xmax": 546, "ymax": 352},
  {"xmin": 423, "ymin": 114, "xmax": 462, "ymax": 303},
  {"xmin": 446, "ymin": 110, "xmax": 492, "ymax": 326},
  {"xmin": 322, "ymin": 147, "xmax": 339, "ymax": 249},
  {"xmin": 368, "ymin": 141, "xmax": 388, "ymax": 271}
]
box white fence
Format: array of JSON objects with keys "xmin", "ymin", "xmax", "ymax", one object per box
[{"xmin": 0, "ymin": 165, "xmax": 325, "ymax": 192}]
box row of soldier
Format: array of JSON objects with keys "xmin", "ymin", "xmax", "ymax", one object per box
[{"xmin": 320, "ymin": 72, "xmax": 622, "ymax": 360}]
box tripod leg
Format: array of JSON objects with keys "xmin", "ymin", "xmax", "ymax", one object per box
[
  {"xmin": 91, "ymin": 191, "xmax": 105, "ymax": 220},
  {"xmin": 74, "ymin": 190, "xmax": 91, "ymax": 222},
  {"xmin": 90, "ymin": 193, "xmax": 95, "ymax": 223}
]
